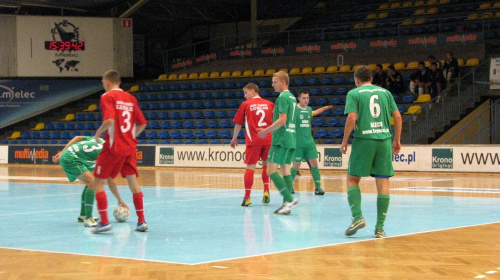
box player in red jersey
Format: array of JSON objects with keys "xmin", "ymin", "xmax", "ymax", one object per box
[
  {"xmin": 91, "ymin": 70, "xmax": 148, "ymax": 233},
  {"xmin": 231, "ymin": 83, "xmax": 274, "ymax": 206}
]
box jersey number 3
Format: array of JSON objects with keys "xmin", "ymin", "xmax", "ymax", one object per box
[{"xmin": 121, "ymin": 110, "xmax": 132, "ymax": 133}]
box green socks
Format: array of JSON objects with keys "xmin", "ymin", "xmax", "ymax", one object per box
[
  {"xmin": 290, "ymin": 167, "xmax": 297, "ymax": 182},
  {"xmin": 84, "ymin": 187, "xmax": 96, "ymax": 219},
  {"xmin": 347, "ymin": 186, "xmax": 362, "ymax": 219},
  {"xmin": 80, "ymin": 187, "xmax": 87, "ymax": 216},
  {"xmin": 311, "ymin": 167, "xmax": 321, "ymax": 189},
  {"xmin": 270, "ymin": 172, "xmax": 294, "ymax": 203},
  {"xmin": 376, "ymin": 194, "xmax": 390, "ymax": 229},
  {"xmin": 283, "ymin": 175, "xmax": 293, "ymax": 196}
]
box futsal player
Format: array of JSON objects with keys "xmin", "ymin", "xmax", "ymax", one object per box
[{"xmin": 231, "ymin": 83, "xmax": 274, "ymax": 206}]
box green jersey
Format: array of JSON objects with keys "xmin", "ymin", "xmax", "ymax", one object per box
[
  {"xmin": 271, "ymin": 90, "xmax": 297, "ymax": 148},
  {"xmin": 61, "ymin": 136, "xmax": 105, "ymax": 168},
  {"xmin": 344, "ymin": 84, "xmax": 397, "ymax": 140},
  {"xmin": 295, "ymin": 105, "xmax": 315, "ymax": 148}
]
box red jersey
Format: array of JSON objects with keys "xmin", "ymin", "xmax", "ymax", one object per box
[
  {"xmin": 100, "ymin": 89, "xmax": 147, "ymax": 155},
  {"xmin": 233, "ymin": 96, "xmax": 274, "ymax": 146}
]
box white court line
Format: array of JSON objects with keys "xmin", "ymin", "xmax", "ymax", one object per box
[
  {"xmin": 0, "ymin": 192, "xmax": 83, "ymax": 200},
  {"xmin": 0, "ymin": 176, "xmax": 68, "ymax": 181}
]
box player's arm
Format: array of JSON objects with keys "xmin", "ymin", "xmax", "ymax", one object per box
[
  {"xmin": 257, "ymin": 113, "xmax": 287, "ymax": 138},
  {"xmin": 135, "ymin": 123, "xmax": 147, "ymax": 138},
  {"xmin": 392, "ymin": 110, "xmax": 402, "ymax": 155},
  {"xmin": 340, "ymin": 112, "xmax": 357, "ymax": 154},
  {"xmin": 107, "ymin": 177, "xmax": 129, "ymax": 209},
  {"xmin": 230, "ymin": 124, "xmax": 242, "ymax": 148},
  {"xmin": 312, "ymin": 105, "xmax": 334, "ymax": 117},
  {"xmin": 95, "ymin": 118, "xmax": 114, "ymax": 143},
  {"xmin": 52, "ymin": 136, "xmax": 84, "ymax": 163}
]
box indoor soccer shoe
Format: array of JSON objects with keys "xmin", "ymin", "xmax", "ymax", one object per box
[
  {"xmin": 241, "ymin": 197, "xmax": 252, "ymax": 207},
  {"xmin": 262, "ymin": 192, "xmax": 270, "ymax": 204},
  {"xmin": 91, "ymin": 222, "xmax": 111, "ymax": 234},
  {"xmin": 273, "ymin": 198, "xmax": 299, "ymax": 214},
  {"xmin": 78, "ymin": 215, "xmax": 99, "ymax": 223},
  {"xmin": 135, "ymin": 222, "xmax": 148, "ymax": 232},
  {"xmin": 84, "ymin": 217, "xmax": 98, "ymax": 227},
  {"xmin": 314, "ymin": 187, "xmax": 325, "ymax": 195},
  {"xmin": 375, "ymin": 228, "xmax": 386, "ymax": 238},
  {"xmin": 345, "ymin": 217, "xmax": 366, "ymax": 236},
  {"xmin": 291, "ymin": 188, "xmax": 295, "ymax": 194}
]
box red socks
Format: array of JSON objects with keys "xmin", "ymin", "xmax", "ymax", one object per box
[
  {"xmin": 262, "ymin": 166, "xmax": 270, "ymax": 192},
  {"xmin": 244, "ymin": 169, "xmax": 254, "ymax": 199},
  {"xmin": 133, "ymin": 192, "xmax": 145, "ymax": 224},
  {"xmin": 95, "ymin": 191, "xmax": 109, "ymax": 225}
]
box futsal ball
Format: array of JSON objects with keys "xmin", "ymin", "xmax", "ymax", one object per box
[{"xmin": 113, "ymin": 205, "xmax": 129, "ymax": 222}]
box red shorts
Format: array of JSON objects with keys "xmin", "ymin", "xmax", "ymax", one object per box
[
  {"xmin": 94, "ymin": 148, "xmax": 139, "ymax": 179},
  {"xmin": 244, "ymin": 145, "xmax": 271, "ymax": 165}
]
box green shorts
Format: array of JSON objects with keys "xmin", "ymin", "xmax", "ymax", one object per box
[
  {"xmin": 59, "ymin": 153, "xmax": 94, "ymax": 182},
  {"xmin": 268, "ymin": 145, "xmax": 295, "ymax": 165},
  {"xmin": 292, "ymin": 146, "xmax": 318, "ymax": 162},
  {"xmin": 347, "ymin": 137, "xmax": 394, "ymax": 177}
]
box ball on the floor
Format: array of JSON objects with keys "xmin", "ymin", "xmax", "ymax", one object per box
[{"xmin": 113, "ymin": 205, "xmax": 129, "ymax": 222}]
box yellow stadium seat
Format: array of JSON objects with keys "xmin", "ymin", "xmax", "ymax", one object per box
[
  {"xmin": 414, "ymin": 8, "xmax": 426, "ymax": 16},
  {"xmin": 220, "ymin": 71, "xmax": 231, "ymax": 78},
  {"xmin": 481, "ymin": 12, "xmax": 493, "ymax": 19},
  {"xmin": 167, "ymin": 73, "xmax": 177, "ymax": 80},
  {"xmin": 465, "ymin": 13, "xmax": 479, "ymax": 21},
  {"xmin": 30, "ymin": 123, "xmax": 45, "ymax": 131},
  {"xmin": 405, "ymin": 61, "xmax": 419, "ymax": 69},
  {"xmin": 6, "ymin": 131, "xmax": 21, "ymax": 139},
  {"xmin": 414, "ymin": 18, "xmax": 426, "ymax": 24},
  {"xmin": 300, "ymin": 67, "xmax": 313, "ymax": 75},
  {"xmin": 426, "ymin": 0, "xmax": 438, "ymax": 5},
  {"xmin": 231, "ymin": 71, "xmax": 242, "ymax": 78},
  {"xmin": 378, "ymin": 12, "xmax": 389, "ymax": 19},
  {"xmin": 394, "ymin": 62, "xmax": 405, "ymax": 70},
  {"xmin": 382, "ymin": 63, "xmax": 391, "ymax": 70},
  {"xmin": 156, "ymin": 74, "xmax": 167, "ymax": 81},
  {"xmin": 199, "ymin": 72, "xmax": 209, "ymax": 79},
  {"xmin": 364, "ymin": 22, "xmax": 376, "ymax": 29},
  {"xmin": 424, "ymin": 61, "xmax": 431, "ymax": 67},
  {"xmin": 426, "ymin": 7, "xmax": 438, "ymax": 14},
  {"xmin": 465, "ymin": 58, "xmax": 480, "ymax": 67},
  {"xmin": 188, "ymin": 73, "xmax": 199, "ymax": 79},
  {"xmin": 209, "ymin": 72, "xmax": 220, "ymax": 79},
  {"xmin": 129, "ymin": 85, "xmax": 139, "ymax": 92},
  {"xmin": 289, "ymin": 68, "xmax": 301, "ymax": 75},
  {"xmin": 367, "ymin": 64, "xmax": 377, "ymax": 71},
  {"xmin": 313, "ymin": 66, "xmax": 325, "ymax": 74},
  {"xmin": 264, "ymin": 69, "xmax": 276, "ymax": 76},
  {"xmin": 414, "ymin": 0, "xmax": 425, "ymax": 6},
  {"xmin": 414, "ymin": 94, "xmax": 431, "ymax": 103},
  {"xmin": 390, "ymin": 2, "xmax": 401, "ymax": 9},
  {"xmin": 457, "ymin": 58, "xmax": 465, "ymax": 67},
  {"xmin": 60, "ymin": 114, "xmax": 75, "ymax": 121},
  {"xmin": 377, "ymin": 3, "xmax": 389, "ymax": 10},
  {"xmin": 352, "ymin": 65, "xmax": 363, "ymax": 72},
  {"xmin": 494, "ymin": 1, "xmax": 500, "ymax": 9},
  {"xmin": 178, "ymin": 73, "xmax": 188, "ymax": 80},
  {"xmin": 84, "ymin": 104, "xmax": 98, "ymax": 112},
  {"xmin": 495, "ymin": 11, "xmax": 500, "ymax": 18},
  {"xmin": 365, "ymin": 13, "xmax": 377, "ymax": 20},
  {"xmin": 352, "ymin": 22, "xmax": 364, "ymax": 29},
  {"xmin": 278, "ymin": 68, "xmax": 288, "ymax": 74},
  {"xmin": 439, "ymin": 0, "xmax": 450, "ymax": 4},
  {"xmin": 326, "ymin": 66, "xmax": 338, "ymax": 73},
  {"xmin": 254, "ymin": 69, "xmax": 265, "ymax": 77},
  {"xmin": 404, "ymin": 105, "xmax": 422, "ymax": 115},
  {"xmin": 401, "ymin": 19, "xmax": 413, "ymax": 26},
  {"xmin": 242, "ymin": 70, "xmax": 253, "ymax": 77},
  {"xmin": 402, "ymin": 1, "xmax": 413, "ymax": 8},
  {"xmin": 478, "ymin": 2, "xmax": 491, "ymax": 10},
  {"xmin": 338, "ymin": 65, "xmax": 351, "ymax": 72}
]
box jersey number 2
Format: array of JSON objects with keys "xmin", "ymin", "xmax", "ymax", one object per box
[{"xmin": 256, "ymin": 109, "xmax": 267, "ymax": 127}]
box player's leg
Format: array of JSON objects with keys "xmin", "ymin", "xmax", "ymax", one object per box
[
  {"xmin": 371, "ymin": 138, "xmax": 394, "ymax": 238},
  {"xmin": 242, "ymin": 164, "xmax": 256, "ymax": 206},
  {"xmin": 290, "ymin": 161, "xmax": 301, "ymax": 194},
  {"xmin": 76, "ymin": 171, "xmax": 98, "ymax": 227},
  {"xmin": 121, "ymin": 154, "xmax": 148, "ymax": 232},
  {"xmin": 274, "ymin": 149, "xmax": 299, "ymax": 214},
  {"xmin": 308, "ymin": 158, "xmax": 324, "ymax": 195},
  {"xmin": 261, "ymin": 160, "xmax": 270, "ymax": 203},
  {"xmin": 267, "ymin": 146, "xmax": 294, "ymax": 212},
  {"xmin": 260, "ymin": 145, "xmax": 271, "ymax": 196}
]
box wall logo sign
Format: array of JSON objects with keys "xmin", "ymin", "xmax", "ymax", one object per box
[
  {"xmin": 324, "ymin": 148, "xmax": 342, "ymax": 167},
  {"xmin": 159, "ymin": 148, "xmax": 175, "ymax": 165},
  {"xmin": 432, "ymin": 148, "xmax": 453, "ymax": 169},
  {"xmin": 45, "ymin": 20, "xmax": 84, "ymax": 73}
]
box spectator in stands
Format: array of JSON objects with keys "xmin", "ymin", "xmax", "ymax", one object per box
[
  {"xmin": 428, "ymin": 55, "xmax": 442, "ymax": 70},
  {"xmin": 443, "ymin": 52, "xmax": 459, "ymax": 85},
  {"xmin": 409, "ymin": 61, "xmax": 430, "ymax": 96},
  {"xmin": 427, "ymin": 62, "xmax": 446, "ymax": 101},
  {"xmin": 372, "ymin": 64, "xmax": 387, "ymax": 88},
  {"xmin": 385, "ymin": 65, "xmax": 404, "ymax": 94}
]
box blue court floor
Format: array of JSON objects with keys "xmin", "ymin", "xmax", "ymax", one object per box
[{"xmin": 0, "ymin": 181, "xmax": 499, "ymax": 265}]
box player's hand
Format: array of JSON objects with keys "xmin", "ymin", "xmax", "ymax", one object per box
[
  {"xmin": 94, "ymin": 133, "xmax": 102, "ymax": 143},
  {"xmin": 230, "ymin": 138, "xmax": 238, "ymax": 149},
  {"xmin": 327, "ymin": 105, "xmax": 334, "ymax": 109},
  {"xmin": 119, "ymin": 201, "xmax": 129, "ymax": 210},
  {"xmin": 393, "ymin": 141, "xmax": 401, "ymax": 155},
  {"xmin": 340, "ymin": 141, "xmax": 348, "ymax": 154},
  {"xmin": 52, "ymin": 152, "xmax": 61, "ymax": 163},
  {"xmin": 257, "ymin": 128, "xmax": 267, "ymax": 139}
]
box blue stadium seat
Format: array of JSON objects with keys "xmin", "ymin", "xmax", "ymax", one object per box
[
  {"xmin": 160, "ymin": 121, "xmax": 171, "ymax": 129},
  {"xmin": 48, "ymin": 140, "xmax": 57, "ymax": 144},
  {"xmin": 224, "ymin": 81, "xmax": 235, "ymax": 89},
  {"xmin": 182, "ymin": 130, "xmax": 193, "ymax": 139},
  {"xmin": 260, "ymin": 90, "xmax": 270, "ymax": 98},
  {"xmin": 148, "ymin": 94, "xmax": 158, "ymax": 101},
  {"xmin": 139, "ymin": 103, "xmax": 149, "ymax": 110},
  {"xmin": 324, "ymin": 140, "xmax": 336, "ymax": 144},
  {"xmin": 204, "ymin": 111, "xmax": 215, "ymax": 119},
  {"xmin": 170, "ymin": 84, "xmax": 180, "ymax": 91},
  {"xmin": 401, "ymin": 95, "xmax": 416, "ymax": 103},
  {"xmin": 149, "ymin": 85, "xmax": 159, "ymax": 92},
  {"xmin": 185, "ymin": 140, "xmax": 195, "ymax": 144},
  {"xmin": 319, "ymin": 109, "xmax": 332, "ymax": 117},
  {"xmin": 198, "ymin": 140, "xmax": 208, "ymax": 144},
  {"xmin": 207, "ymin": 120, "xmax": 218, "ymax": 128},
  {"xmin": 29, "ymin": 140, "xmax": 39, "ymax": 144},
  {"xmin": 227, "ymin": 100, "xmax": 239, "ymax": 108},
  {"xmin": 183, "ymin": 120, "xmax": 194, "ymax": 129},
  {"xmin": 170, "ymin": 111, "xmax": 181, "ymax": 119},
  {"xmin": 235, "ymin": 91, "xmax": 244, "ymax": 98},
  {"xmin": 312, "ymin": 118, "xmax": 326, "ymax": 127},
  {"xmin": 20, "ymin": 132, "xmax": 31, "ymax": 139},
  {"xmin": 321, "ymin": 77, "xmax": 333, "ymax": 85},
  {"xmin": 148, "ymin": 140, "xmax": 158, "ymax": 144},
  {"xmin": 158, "ymin": 93, "xmax": 168, "ymax": 101},
  {"xmin": 398, "ymin": 106, "xmax": 407, "ymax": 114},
  {"xmin": 171, "ymin": 120, "xmax": 182, "ymax": 129},
  {"xmin": 326, "ymin": 118, "xmax": 339, "ymax": 127},
  {"xmin": 45, "ymin": 123, "xmax": 55, "ymax": 130},
  {"xmin": 139, "ymin": 85, "xmax": 148, "ymax": 92},
  {"xmin": 170, "ymin": 130, "xmax": 181, "ymax": 139},
  {"xmin": 194, "ymin": 130, "xmax": 205, "ymax": 139},
  {"xmin": 206, "ymin": 130, "xmax": 218, "ymax": 139},
  {"xmin": 308, "ymin": 97, "xmax": 316, "ymax": 106},
  {"xmin": 137, "ymin": 131, "xmax": 146, "ymax": 139},
  {"xmin": 228, "ymin": 110, "xmax": 237, "ymax": 118},
  {"xmin": 190, "ymin": 92, "xmax": 201, "ymax": 99},
  {"xmin": 138, "ymin": 140, "xmax": 147, "ymax": 144},
  {"xmin": 295, "ymin": 78, "xmax": 307, "ymax": 86},
  {"xmin": 148, "ymin": 121, "xmax": 159, "ymax": 129},
  {"xmin": 392, "ymin": 95, "xmax": 401, "ymax": 103},
  {"xmin": 216, "ymin": 100, "xmax": 227, "ymax": 108},
  {"xmin": 201, "ymin": 92, "xmax": 211, "ymax": 99},
  {"xmin": 340, "ymin": 118, "xmax": 347, "ymax": 126},
  {"xmin": 308, "ymin": 78, "xmax": 319, "ymax": 86},
  {"xmin": 346, "ymin": 77, "xmax": 355, "ymax": 84},
  {"xmin": 160, "ymin": 102, "xmax": 169, "ymax": 110},
  {"xmin": 210, "ymin": 140, "xmax": 221, "ymax": 144},
  {"xmin": 202, "ymin": 82, "xmax": 212, "ymax": 90},
  {"xmin": 81, "ymin": 131, "xmax": 91, "ymax": 136},
  {"xmin": 181, "ymin": 83, "xmax": 191, "ymax": 91},
  {"xmin": 150, "ymin": 102, "xmax": 160, "ymax": 110},
  {"xmin": 223, "ymin": 91, "xmax": 234, "ymax": 99},
  {"xmin": 137, "ymin": 94, "xmax": 147, "ymax": 102},
  {"xmin": 145, "ymin": 131, "xmax": 157, "ymax": 139},
  {"xmin": 60, "ymin": 131, "xmax": 71, "ymax": 139},
  {"xmin": 32, "ymin": 131, "xmax": 41, "ymax": 139},
  {"xmin": 170, "ymin": 102, "xmax": 181, "ymax": 110},
  {"xmin": 314, "ymin": 129, "xmax": 328, "ymax": 138},
  {"xmin": 334, "ymin": 77, "xmax": 345, "ymax": 85},
  {"xmin": 316, "ymin": 97, "xmax": 329, "ymax": 106},
  {"xmin": 55, "ymin": 123, "xmax": 65, "ymax": 130},
  {"xmin": 219, "ymin": 130, "xmax": 231, "ymax": 139},
  {"xmin": 329, "ymin": 128, "xmax": 343, "ymax": 138},
  {"xmin": 181, "ymin": 111, "xmax": 192, "ymax": 119},
  {"xmin": 192, "ymin": 111, "xmax": 203, "ymax": 119},
  {"xmin": 39, "ymin": 140, "xmax": 49, "ymax": 144},
  {"xmin": 204, "ymin": 101, "xmax": 215, "ymax": 109},
  {"xmin": 223, "ymin": 140, "xmax": 231, "ymax": 144},
  {"xmin": 309, "ymin": 88, "xmax": 321, "ymax": 96},
  {"xmin": 76, "ymin": 113, "xmax": 85, "ymax": 121},
  {"xmin": 169, "ymin": 93, "xmax": 179, "ymax": 100},
  {"xmin": 331, "ymin": 97, "xmax": 343, "ymax": 105},
  {"xmin": 158, "ymin": 112, "xmax": 168, "ymax": 120},
  {"xmin": 50, "ymin": 131, "xmax": 60, "ymax": 139},
  {"xmin": 333, "ymin": 108, "xmax": 345, "ymax": 116},
  {"xmin": 219, "ymin": 119, "xmax": 231, "ymax": 128},
  {"xmin": 160, "ymin": 140, "xmax": 170, "ymax": 144},
  {"xmin": 191, "ymin": 83, "xmax": 201, "ymax": 90},
  {"xmin": 259, "ymin": 80, "xmax": 271, "ymax": 88},
  {"xmin": 216, "ymin": 110, "xmax": 227, "ymax": 119},
  {"xmin": 211, "ymin": 92, "xmax": 223, "ymax": 99},
  {"xmin": 160, "ymin": 84, "xmax": 169, "ymax": 92},
  {"xmin": 213, "ymin": 82, "xmax": 224, "ymax": 89},
  {"xmin": 70, "ymin": 131, "xmax": 80, "ymax": 138},
  {"xmin": 235, "ymin": 81, "xmax": 247, "ymax": 88},
  {"xmin": 322, "ymin": 87, "xmax": 335, "ymax": 95},
  {"xmin": 336, "ymin": 87, "xmax": 348, "ymax": 95},
  {"xmin": 238, "ymin": 130, "xmax": 244, "ymax": 139},
  {"xmin": 19, "ymin": 140, "xmax": 28, "ymax": 144},
  {"xmin": 195, "ymin": 120, "xmax": 206, "ymax": 129},
  {"xmin": 193, "ymin": 101, "xmax": 203, "ymax": 109}
]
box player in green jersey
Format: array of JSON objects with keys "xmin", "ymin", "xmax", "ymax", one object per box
[
  {"xmin": 341, "ymin": 65, "xmax": 402, "ymax": 238},
  {"xmin": 258, "ymin": 71, "xmax": 299, "ymax": 214},
  {"xmin": 52, "ymin": 136, "xmax": 128, "ymax": 227},
  {"xmin": 290, "ymin": 90, "xmax": 333, "ymax": 195}
]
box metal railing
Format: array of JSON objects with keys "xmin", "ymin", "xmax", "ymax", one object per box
[{"xmin": 401, "ymin": 58, "xmax": 491, "ymax": 144}]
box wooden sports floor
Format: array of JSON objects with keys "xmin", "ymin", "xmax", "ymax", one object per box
[{"xmin": 0, "ymin": 165, "xmax": 499, "ymax": 280}]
